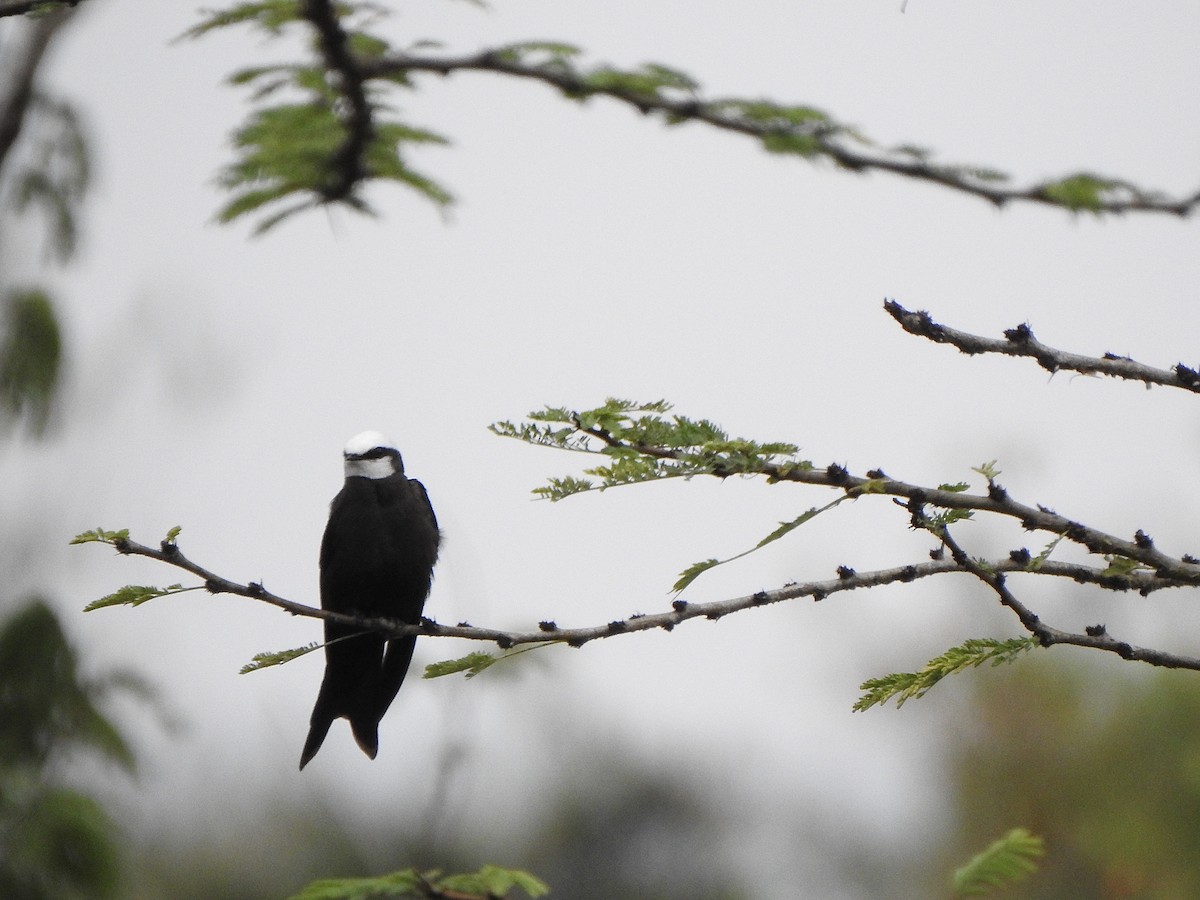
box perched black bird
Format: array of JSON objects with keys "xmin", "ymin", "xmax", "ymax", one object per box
[{"xmin": 300, "ymin": 431, "xmax": 440, "ymax": 770}]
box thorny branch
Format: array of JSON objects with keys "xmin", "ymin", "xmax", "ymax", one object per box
[
  {"xmin": 93, "ymin": 528, "xmax": 1200, "ymax": 671},
  {"xmin": 885, "ymin": 300, "xmax": 1200, "ymax": 393}
]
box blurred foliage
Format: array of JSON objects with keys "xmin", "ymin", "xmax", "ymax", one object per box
[
  {"xmin": 943, "ymin": 654, "xmax": 1200, "ymax": 898},
  {"xmin": 0, "ymin": 599, "xmax": 148, "ymax": 899},
  {"xmin": 0, "ymin": 288, "xmax": 61, "ymax": 435},
  {"xmin": 121, "ymin": 752, "xmax": 749, "ymax": 900},
  {"xmin": 952, "ymin": 828, "xmax": 1044, "ymax": 896},
  {"xmin": 7, "ymin": 93, "xmax": 90, "ymax": 264},
  {"xmin": 524, "ymin": 764, "xmax": 746, "ymax": 900},
  {"xmin": 0, "ymin": 68, "xmax": 90, "ymax": 437},
  {"xmin": 289, "ymin": 864, "xmax": 548, "ymax": 899}
]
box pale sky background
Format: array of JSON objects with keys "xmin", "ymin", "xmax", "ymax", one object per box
[{"xmin": 4, "ymin": 1, "xmax": 1200, "ymax": 897}]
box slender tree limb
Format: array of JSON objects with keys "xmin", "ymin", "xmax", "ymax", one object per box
[
  {"xmin": 360, "ymin": 49, "xmax": 1200, "ymax": 217},
  {"xmin": 96, "ymin": 534, "xmax": 1198, "ymax": 665},
  {"xmin": 885, "ymin": 300, "xmax": 1200, "ymax": 392}
]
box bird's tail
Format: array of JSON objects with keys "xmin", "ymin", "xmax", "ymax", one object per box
[
  {"xmin": 299, "ymin": 715, "xmax": 333, "ymax": 770},
  {"xmin": 350, "ymin": 716, "xmax": 379, "ymax": 760}
]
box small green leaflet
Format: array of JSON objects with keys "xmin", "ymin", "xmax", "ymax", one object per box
[
  {"xmin": 953, "ymin": 828, "xmax": 1044, "ymax": 896},
  {"xmin": 424, "ymin": 651, "xmax": 497, "ymax": 680},
  {"xmin": 164, "ymin": 525, "xmax": 182, "ymax": 543},
  {"xmin": 1028, "ymin": 535, "xmax": 1062, "ymax": 570},
  {"xmin": 70, "ymin": 527, "xmax": 130, "ymax": 545},
  {"xmin": 84, "ymin": 584, "xmax": 186, "ymax": 612},
  {"xmin": 1039, "ymin": 174, "xmax": 1118, "ymax": 212},
  {"xmin": 1100, "ymin": 554, "xmax": 1149, "ymax": 577},
  {"xmin": 672, "ymin": 558, "xmax": 720, "ymax": 594},
  {"xmin": 971, "ymin": 460, "xmax": 1001, "ymax": 480},
  {"xmin": 240, "ymin": 643, "xmax": 320, "ymax": 674}
]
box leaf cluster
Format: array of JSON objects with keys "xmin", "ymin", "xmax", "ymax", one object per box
[
  {"xmin": 185, "ymin": 1, "xmax": 451, "ymax": 232},
  {"xmin": 289, "ymin": 864, "xmax": 548, "ymax": 899},
  {"xmin": 492, "ymin": 398, "xmax": 810, "ymax": 501}
]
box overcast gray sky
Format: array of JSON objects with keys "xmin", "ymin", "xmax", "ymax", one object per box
[{"xmin": 5, "ymin": 1, "xmax": 1200, "ymax": 896}]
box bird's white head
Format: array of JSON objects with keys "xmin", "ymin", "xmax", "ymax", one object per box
[{"xmin": 342, "ymin": 430, "xmax": 403, "ymax": 480}]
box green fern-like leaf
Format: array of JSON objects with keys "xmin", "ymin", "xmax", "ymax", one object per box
[
  {"xmin": 240, "ymin": 642, "xmax": 321, "ymax": 674},
  {"xmin": 424, "ymin": 651, "xmax": 498, "ymax": 680},
  {"xmin": 854, "ymin": 637, "xmax": 1037, "ymax": 711},
  {"xmin": 531, "ymin": 476, "xmax": 596, "ymax": 501},
  {"xmin": 757, "ymin": 498, "xmax": 847, "ymax": 550},
  {"xmin": 953, "ymin": 828, "xmax": 1044, "ymax": 896},
  {"xmin": 84, "ymin": 584, "xmax": 187, "ymax": 612}
]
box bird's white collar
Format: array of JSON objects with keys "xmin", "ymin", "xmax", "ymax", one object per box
[{"xmin": 344, "ymin": 456, "xmax": 395, "ymax": 480}]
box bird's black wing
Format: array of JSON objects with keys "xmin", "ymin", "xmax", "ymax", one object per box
[
  {"xmin": 373, "ymin": 477, "xmax": 441, "ymax": 722},
  {"xmin": 301, "ymin": 479, "xmax": 391, "ymax": 768}
]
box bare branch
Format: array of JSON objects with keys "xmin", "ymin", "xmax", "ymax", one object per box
[
  {"xmin": 885, "ymin": 300, "xmax": 1200, "ymax": 393},
  {"xmin": 361, "ymin": 50, "xmax": 1200, "ymax": 217}
]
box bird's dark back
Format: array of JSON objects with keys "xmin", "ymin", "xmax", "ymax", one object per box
[{"xmin": 319, "ymin": 473, "xmax": 440, "ymax": 622}]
